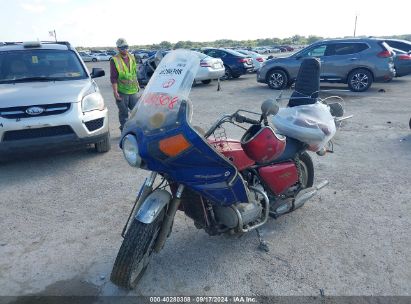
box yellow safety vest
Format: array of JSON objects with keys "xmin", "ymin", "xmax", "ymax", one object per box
[{"xmin": 113, "ymin": 54, "xmax": 139, "ymax": 94}]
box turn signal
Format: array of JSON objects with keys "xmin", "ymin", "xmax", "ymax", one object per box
[{"xmin": 159, "ymin": 134, "xmax": 191, "ymax": 157}]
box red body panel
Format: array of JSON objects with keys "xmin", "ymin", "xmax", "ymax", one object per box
[
  {"xmin": 242, "ymin": 126, "xmax": 286, "ymax": 163},
  {"xmin": 209, "ymin": 139, "xmax": 255, "ymax": 171},
  {"xmin": 258, "ymin": 162, "xmax": 299, "ymax": 194}
]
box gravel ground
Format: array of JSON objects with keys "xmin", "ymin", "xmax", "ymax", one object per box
[{"xmin": 0, "ymin": 61, "xmax": 410, "ymax": 298}]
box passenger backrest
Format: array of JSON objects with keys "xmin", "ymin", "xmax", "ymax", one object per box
[{"xmin": 288, "ymin": 58, "xmax": 320, "ymax": 107}]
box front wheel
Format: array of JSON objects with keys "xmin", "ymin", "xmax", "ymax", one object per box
[
  {"xmin": 267, "ymin": 69, "xmax": 288, "ymax": 90},
  {"xmin": 95, "ymin": 132, "xmax": 111, "ymax": 153},
  {"xmin": 347, "ymin": 69, "xmax": 373, "ymax": 92},
  {"xmin": 110, "ymin": 213, "xmax": 164, "ymax": 289}
]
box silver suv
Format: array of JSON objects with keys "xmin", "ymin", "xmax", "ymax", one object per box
[
  {"xmin": 257, "ymin": 38, "xmax": 395, "ymax": 92},
  {"xmin": 0, "ymin": 41, "xmax": 110, "ymax": 154}
]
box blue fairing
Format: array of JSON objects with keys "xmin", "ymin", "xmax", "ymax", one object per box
[{"xmin": 123, "ymin": 100, "xmax": 249, "ymax": 206}]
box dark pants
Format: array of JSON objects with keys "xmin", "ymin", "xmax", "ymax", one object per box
[{"xmin": 115, "ymin": 93, "xmax": 139, "ymax": 130}]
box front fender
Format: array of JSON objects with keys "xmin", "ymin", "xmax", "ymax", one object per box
[{"xmin": 135, "ymin": 190, "xmax": 171, "ymax": 224}]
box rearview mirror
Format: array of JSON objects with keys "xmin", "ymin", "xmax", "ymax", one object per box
[
  {"xmin": 261, "ymin": 99, "xmax": 279, "ymax": 116},
  {"xmin": 91, "ymin": 68, "xmax": 105, "ymax": 78}
]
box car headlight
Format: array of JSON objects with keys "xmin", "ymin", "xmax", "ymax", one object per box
[
  {"xmin": 82, "ymin": 92, "xmax": 105, "ymax": 112},
  {"xmin": 122, "ymin": 134, "xmax": 142, "ymax": 167}
]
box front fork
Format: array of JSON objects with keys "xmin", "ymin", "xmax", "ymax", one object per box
[
  {"xmin": 153, "ymin": 184, "xmax": 184, "ymax": 252},
  {"xmin": 121, "ymin": 172, "xmax": 158, "ymax": 237},
  {"xmin": 122, "ymin": 171, "xmax": 184, "ymax": 253}
]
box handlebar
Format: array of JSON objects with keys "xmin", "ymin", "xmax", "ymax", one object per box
[
  {"xmin": 204, "ymin": 112, "xmax": 260, "ymax": 138},
  {"xmin": 234, "ymin": 114, "xmax": 260, "ymax": 125}
]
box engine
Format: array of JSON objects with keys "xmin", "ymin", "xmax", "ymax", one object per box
[{"xmin": 213, "ymin": 188, "xmax": 265, "ymax": 230}]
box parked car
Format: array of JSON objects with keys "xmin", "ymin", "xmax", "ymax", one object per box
[
  {"xmin": 202, "ymin": 48, "xmax": 254, "ymax": 79},
  {"xmin": 79, "ymin": 51, "xmax": 99, "ymax": 62},
  {"xmin": 252, "ymin": 47, "xmax": 270, "ymax": 54},
  {"xmin": 257, "ymin": 38, "xmax": 396, "ymax": 92},
  {"xmin": 279, "ymin": 45, "xmax": 295, "ymax": 52},
  {"xmin": 193, "ymin": 51, "xmax": 225, "ymax": 84},
  {"xmin": 236, "ymin": 49, "xmax": 265, "ymax": 71},
  {"xmin": 0, "ymin": 41, "xmax": 110, "ymax": 154},
  {"xmin": 137, "ymin": 50, "xmax": 225, "ymax": 86},
  {"xmin": 392, "ymin": 48, "xmax": 411, "ymax": 77},
  {"xmin": 383, "ymin": 39, "xmax": 411, "ymax": 53},
  {"xmin": 106, "ymin": 50, "xmax": 117, "ymax": 56},
  {"xmin": 95, "ymin": 53, "xmax": 112, "ymax": 61}
]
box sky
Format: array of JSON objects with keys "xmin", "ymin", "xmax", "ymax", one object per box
[{"xmin": 0, "ymin": 0, "xmax": 409, "ymax": 47}]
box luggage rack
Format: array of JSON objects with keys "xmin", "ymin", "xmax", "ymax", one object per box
[{"xmin": 0, "ymin": 41, "xmax": 72, "ymax": 49}]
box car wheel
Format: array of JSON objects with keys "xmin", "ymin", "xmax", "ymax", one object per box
[
  {"xmin": 223, "ymin": 65, "xmax": 232, "ymax": 80},
  {"xmin": 267, "ymin": 69, "xmax": 288, "ymax": 90},
  {"xmin": 347, "ymin": 69, "xmax": 373, "ymax": 92},
  {"xmin": 92, "ymin": 58, "xmax": 97, "ymax": 62},
  {"xmin": 95, "ymin": 132, "xmax": 111, "ymax": 153},
  {"xmin": 201, "ymin": 80, "xmax": 211, "ymax": 84}
]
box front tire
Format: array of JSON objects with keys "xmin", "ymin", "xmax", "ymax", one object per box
[
  {"xmin": 347, "ymin": 68, "xmax": 373, "ymax": 92},
  {"xmin": 267, "ymin": 69, "xmax": 288, "ymax": 90},
  {"xmin": 95, "ymin": 132, "xmax": 111, "ymax": 153},
  {"xmin": 92, "ymin": 58, "xmax": 97, "ymax": 62},
  {"xmin": 110, "ymin": 213, "xmax": 164, "ymax": 289}
]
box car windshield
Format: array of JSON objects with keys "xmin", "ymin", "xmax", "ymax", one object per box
[{"xmin": 0, "ymin": 49, "xmax": 87, "ymax": 83}]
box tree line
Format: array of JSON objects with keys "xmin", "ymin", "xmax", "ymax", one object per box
[{"xmin": 79, "ymin": 34, "xmax": 411, "ymax": 51}]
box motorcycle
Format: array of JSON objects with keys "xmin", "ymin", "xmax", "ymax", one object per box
[{"xmin": 110, "ymin": 50, "xmax": 345, "ymax": 289}]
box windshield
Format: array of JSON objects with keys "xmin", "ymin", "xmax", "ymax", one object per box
[
  {"xmin": 0, "ymin": 49, "xmax": 87, "ymax": 83},
  {"xmin": 129, "ymin": 49, "xmax": 199, "ymax": 132}
]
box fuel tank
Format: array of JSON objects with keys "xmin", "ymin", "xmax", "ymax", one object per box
[
  {"xmin": 209, "ymin": 139, "xmax": 255, "ymax": 171},
  {"xmin": 258, "ymin": 162, "xmax": 299, "ymax": 194}
]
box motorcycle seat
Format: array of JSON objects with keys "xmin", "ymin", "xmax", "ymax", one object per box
[{"xmin": 272, "ymin": 137, "xmax": 305, "ymax": 163}]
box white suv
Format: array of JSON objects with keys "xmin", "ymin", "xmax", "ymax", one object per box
[{"xmin": 0, "ymin": 41, "xmax": 110, "ymax": 154}]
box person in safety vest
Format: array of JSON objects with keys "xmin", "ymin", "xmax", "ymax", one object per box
[{"xmin": 110, "ymin": 38, "xmax": 140, "ymax": 131}]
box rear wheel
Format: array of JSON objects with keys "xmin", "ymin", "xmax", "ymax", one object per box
[
  {"xmin": 201, "ymin": 79, "xmax": 211, "ymax": 84},
  {"xmin": 291, "ymin": 152, "xmax": 314, "ymax": 211},
  {"xmin": 347, "ymin": 69, "xmax": 373, "ymax": 92},
  {"xmin": 223, "ymin": 65, "xmax": 232, "ymax": 80},
  {"xmin": 267, "ymin": 69, "xmax": 288, "ymax": 90},
  {"xmin": 110, "ymin": 212, "xmax": 164, "ymax": 289},
  {"xmin": 92, "ymin": 58, "xmax": 97, "ymax": 62},
  {"xmin": 298, "ymin": 152, "xmax": 314, "ymax": 189}
]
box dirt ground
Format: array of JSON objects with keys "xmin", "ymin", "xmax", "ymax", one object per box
[{"xmin": 0, "ymin": 61, "xmax": 410, "ymax": 298}]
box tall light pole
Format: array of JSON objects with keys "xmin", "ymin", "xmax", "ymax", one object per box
[{"xmin": 353, "ymin": 15, "xmax": 358, "ymax": 37}]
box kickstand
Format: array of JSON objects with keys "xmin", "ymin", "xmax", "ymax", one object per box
[{"xmin": 256, "ymin": 229, "xmax": 269, "ymax": 252}]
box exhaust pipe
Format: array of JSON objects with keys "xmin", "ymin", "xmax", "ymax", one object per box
[{"xmin": 294, "ymin": 180, "xmax": 329, "ymax": 209}]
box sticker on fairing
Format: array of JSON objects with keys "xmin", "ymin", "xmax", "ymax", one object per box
[{"xmin": 32, "ymin": 56, "xmax": 38, "ymax": 64}]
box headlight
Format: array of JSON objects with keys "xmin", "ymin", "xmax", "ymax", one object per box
[
  {"xmin": 122, "ymin": 134, "xmax": 142, "ymax": 167},
  {"xmin": 82, "ymin": 92, "xmax": 105, "ymax": 112}
]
